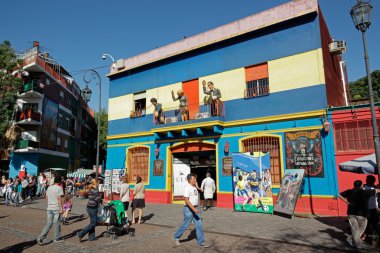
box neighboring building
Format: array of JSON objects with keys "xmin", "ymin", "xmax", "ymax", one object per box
[
  {"xmin": 106, "ymin": 0, "xmax": 347, "ymax": 215},
  {"xmin": 8, "ymin": 42, "xmax": 97, "ymax": 178},
  {"xmin": 330, "ymin": 105, "xmax": 380, "ymax": 216}
]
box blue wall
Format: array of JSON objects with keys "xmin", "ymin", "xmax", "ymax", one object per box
[
  {"xmin": 109, "ymin": 15, "xmax": 320, "ymax": 98},
  {"xmin": 9, "ymin": 153, "xmax": 39, "ymax": 178}
]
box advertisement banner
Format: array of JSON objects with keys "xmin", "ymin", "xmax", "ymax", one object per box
[
  {"xmin": 274, "ymin": 169, "xmax": 305, "ymax": 217},
  {"xmin": 232, "ymin": 152, "xmax": 273, "ymax": 214}
]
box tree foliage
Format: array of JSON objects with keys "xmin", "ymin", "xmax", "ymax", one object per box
[
  {"xmin": 95, "ymin": 107, "xmax": 108, "ymax": 163},
  {"xmin": 0, "ymin": 41, "xmax": 23, "ymax": 149},
  {"xmin": 349, "ymin": 70, "xmax": 380, "ymax": 102}
]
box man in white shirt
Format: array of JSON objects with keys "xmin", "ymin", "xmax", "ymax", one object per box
[
  {"xmin": 201, "ymin": 173, "xmax": 216, "ymax": 211},
  {"xmin": 173, "ymin": 173, "xmax": 210, "ymax": 248}
]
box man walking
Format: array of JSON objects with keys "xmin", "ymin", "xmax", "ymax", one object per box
[
  {"xmin": 173, "ymin": 173, "xmax": 210, "ymax": 248},
  {"xmin": 37, "ymin": 175, "xmax": 64, "ymax": 245},
  {"xmin": 339, "ymin": 180, "xmax": 379, "ymax": 249}
]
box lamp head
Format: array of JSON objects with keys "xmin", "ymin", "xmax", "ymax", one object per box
[
  {"xmin": 350, "ymin": 0, "xmax": 373, "ymax": 32},
  {"xmin": 102, "ymin": 54, "xmax": 106, "ymax": 60}
]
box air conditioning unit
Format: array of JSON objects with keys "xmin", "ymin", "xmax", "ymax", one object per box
[
  {"xmin": 329, "ymin": 40, "xmax": 346, "ymax": 55},
  {"xmin": 165, "ymin": 117, "xmax": 178, "ymax": 124},
  {"xmin": 195, "ymin": 112, "xmax": 210, "ymax": 119}
]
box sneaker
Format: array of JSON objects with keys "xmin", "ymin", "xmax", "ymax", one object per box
[
  {"xmin": 53, "ymin": 238, "xmax": 64, "ymax": 243},
  {"xmin": 77, "ymin": 233, "xmax": 82, "ymax": 243},
  {"xmin": 172, "ymin": 236, "xmax": 181, "ymax": 246},
  {"xmin": 199, "ymin": 243, "xmax": 211, "ymax": 248},
  {"xmin": 36, "ymin": 238, "xmax": 43, "ymax": 246}
]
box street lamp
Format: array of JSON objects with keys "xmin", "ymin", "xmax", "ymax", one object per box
[
  {"xmin": 82, "ymin": 69, "xmax": 102, "ymax": 181},
  {"xmin": 102, "ymin": 53, "xmax": 116, "ymax": 71},
  {"xmin": 350, "ymin": 0, "xmax": 380, "ymax": 181}
]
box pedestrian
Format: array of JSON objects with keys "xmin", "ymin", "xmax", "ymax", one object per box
[
  {"xmin": 362, "ymin": 175, "xmax": 379, "ymax": 241},
  {"xmin": 36, "ymin": 172, "xmax": 44, "ymax": 196},
  {"xmin": 173, "ymin": 173, "xmax": 211, "ymax": 248},
  {"xmin": 4, "ymin": 178, "xmax": 13, "ymax": 205},
  {"xmin": 131, "ymin": 176, "xmax": 145, "ymax": 224},
  {"xmin": 120, "ymin": 175, "xmax": 131, "ymax": 225},
  {"xmin": 338, "ymin": 180, "xmax": 380, "ymax": 249},
  {"xmin": 77, "ymin": 178, "xmax": 101, "ymax": 242},
  {"xmin": 20, "ymin": 176, "xmax": 29, "ymax": 202},
  {"xmin": 200, "ymin": 173, "xmax": 216, "ymax": 211},
  {"xmin": 37, "ymin": 175, "xmax": 64, "ymax": 245},
  {"xmin": 62, "ymin": 194, "xmax": 73, "ymax": 225},
  {"xmin": 13, "ymin": 178, "xmax": 22, "ymax": 207}
]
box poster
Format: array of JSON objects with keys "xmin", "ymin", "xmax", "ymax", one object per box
[
  {"xmin": 222, "ymin": 156, "xmax": 232, "ymax": 176},
  {"xmin": 153, "ymin": 159, "xmax": 164, "ymax": 176},
  {"xmin": 172, "ymin": 159, "xmax": 190, "ymax": 201},
  {"xmin": 274, "ymin": 169, "xmax": 305, "ymax": 217},
  {"xmin": 40, "ymin": 98, "xmax": 58, "ymax": 149},
  {"xmin": 232, "ymin": 152, "xmax": 273, "ymax": 214},
  {"xmin": 285, "ymin": 130, "xmax": 324, "ymax": 177}
]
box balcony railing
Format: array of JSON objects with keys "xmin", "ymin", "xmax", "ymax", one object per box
[
  {"xmin": 16, "ymin": 139, "xmax": 39, "ymax": 149},
  {"xmin": 152, "ymin": 102, "xmax": 225, "ymax": 125},
  {"xmin": 244, "ymin": 85, "xmax": 270, "ymax": 99},
  {"xmin": 22, "ymin": 80, "xmax": 43, "ymax": 94},
  {"xmin": 15, "ymin": 109, "xmax": 41, "ymax": 123}
]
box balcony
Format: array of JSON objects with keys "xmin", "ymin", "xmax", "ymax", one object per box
[
  {"xmin": 151, "ymin": 103, "xmax": 225, "ymax": 140},
  {"xmin": 15, "ymin": 109, "xmax": 42, "ymax": 125},
  {"xmin": 15, "ymin": 139, "xmax": 39, "ymax": 150},
  {"xmin": 19, "ymin": 80, "xmax": 43, "ymax": 98}
]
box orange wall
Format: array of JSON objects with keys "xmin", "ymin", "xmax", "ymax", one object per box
[
  {"xmin": 182, "ymin": 79, "xmax": 199, "ymax": 119},
  {"xmin": 245, "ymin": 62, "xmax": 268, "ymax": 81}
]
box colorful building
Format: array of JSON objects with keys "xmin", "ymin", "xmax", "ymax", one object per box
[
  {"xmin": 8, "ymin": 42, "xmax": 97, "ymax": 178},
  {"xmin": 106, "ymin": 0, "xmax": 347, "ymax": 215}
]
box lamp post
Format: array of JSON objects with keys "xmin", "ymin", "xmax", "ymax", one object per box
[
  {"xmin": 350, "ymin": 0, "xmax": 380, "ymax": 181},
  {"xmin": 81, "ymin": 69, "xmax": 102, "ymax": 181}
]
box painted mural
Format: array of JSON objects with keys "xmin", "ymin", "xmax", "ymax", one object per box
[
  {"xmin": 274, "ymin": 169, "xmax": 305, "ymax": 217},
  {"xmin": 285, "ymin": 130, "xmax": 324, "ymax": 177},
  {"xmin": 40, "ymin": 98, "xmax": 58, "ymax": 150},
  {"xmin": 232, "ymin": 152, "xmax": 273, "ymax": 214}
]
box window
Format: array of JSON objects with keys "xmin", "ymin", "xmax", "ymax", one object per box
[
  {"xmin": 60, "ymin": 91, "xmax": 65, "ymax": 100},
  {"xmin": 127, "ymin": 147, "xmax": 149, "ymax": 182},
  {"xmin": 64, "ymin": 139, "xmax": 68, "ymax": 149},
  {"xmin": 334, "ymin": 120, "xmax": 374, "ymax": 152},
  {"xmin": 130, "ymin": 92, "xmax": 146, "ymax": 118},
  {"xmin": 59, "ymin": 114, "xmax": 63, "ymax": 124},
  {"xmin": 244, "ymin": 62, "xmax": 269, "ymax": 98},
  {"xmin": 57, "ymin": 137, "xmax": 61, "ymax": 146},
  {"xmin": 245, "ymin": 78, "xmax": 270, "ymax": 98},
  {"xmin": 23, "ymin": 103, "xmax": 38, "ymax": 111},
  {"xmin": 242, "ymin": 136, "xmax": 281, "ymax": 184}
]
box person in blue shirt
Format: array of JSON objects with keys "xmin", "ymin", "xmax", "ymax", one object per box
[{"xmin": 150, "ymin": 98, "xmax": 164, "ymax": 124}]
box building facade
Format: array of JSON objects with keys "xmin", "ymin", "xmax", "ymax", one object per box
[
  {"xmin": 8, "ymin": 43, "xmax": 97, "ymax": 178},
  {"xmin": 106, "ymin": 0, "xmax": 347, "ymax": 215}
]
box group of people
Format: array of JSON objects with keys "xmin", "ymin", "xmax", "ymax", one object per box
[
  {"xmin": 339, "ymin": 175, "xmax": 380, "ymax": 250},
  {"xmin": 151, "ymin": 80, "xmax": 222, "ymax": 124}
]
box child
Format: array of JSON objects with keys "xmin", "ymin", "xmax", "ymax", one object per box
[{"xmin": 62, "ymin": 194, "xmax": 73, "ymax": 225}]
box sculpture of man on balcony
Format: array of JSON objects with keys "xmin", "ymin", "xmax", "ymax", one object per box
[
  {"xmin": 171, "ymin": 89, "xmax": 189, "ymax": 121},
  {"xmin": 150, "ymin": 98, "xmax": 165, "ymax": 124},
  {"xmin": 202, "ymin": 80, "xmax": 221, "ymax": 116}
]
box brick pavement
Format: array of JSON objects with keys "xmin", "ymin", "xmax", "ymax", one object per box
[{"xmin": 0, "ymin": 198, "xmax": 378, "ymax": 252}]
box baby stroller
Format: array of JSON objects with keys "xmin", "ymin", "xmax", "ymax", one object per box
[{"xmin": 98, "ymin": 200, "xmax": 134, "ymax": 239}]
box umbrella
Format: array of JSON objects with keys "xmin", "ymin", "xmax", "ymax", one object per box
[
  {"xmin": 339, "ymin": 153, "xmax": 377, "ymax": 174},
  {"xmin": 67, "ymin": 168, "xmax": 93, "ymax": 178}
]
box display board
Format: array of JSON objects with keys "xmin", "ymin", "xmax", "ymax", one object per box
[
  {"xmin": 274, "ymin": 169, "xmax": 305, "ymax": 217},
  {"xmin": 232, "ymin": 152, "xmax": 273, "ymax": 214},
  {"xmin": 172, "ymin": 158, "xmax": 190, "ymax": 201},
  {"xmin": 103, "ymin": 169, "xmax": 125, "ymax": 198}
]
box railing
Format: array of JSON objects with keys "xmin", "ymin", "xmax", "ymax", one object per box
[
  {"xmin": 16, "ymin": 139, "xmax": 39, "ymax": 149},
  {"xmin": 16, "ymin": 109, "xmax": 41, "ymax": 122},
  {"xmin": 152, "ymin": 102, "xmax": 225, "ymax": 125},
  {"xmin": 244, "ymin": 85, "xmax": 270, "ymax": 99},
  {"xmin": 22, "ymin": 80, "xmax": 43, "ymax": 94}
]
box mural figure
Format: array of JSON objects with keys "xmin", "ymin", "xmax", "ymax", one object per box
[
  {"xmin": 150, "ymin": 98, "xmax": 164, "ymax": 124},
  {"xmin": 171, "ymin": 89, "xmax": 189, "ymax": 121},
  {"xmin": 202, "ymin": 80, "xmax": 221, "ymax": 116}
]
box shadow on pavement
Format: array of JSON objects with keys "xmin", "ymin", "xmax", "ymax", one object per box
[
  {"xmin": 180, "ymin": 229, "xmax": 196, "ymax": 243},
  {"xmin": 142, "ymin": 213, "xmax": 154, "ymax": 223},
  {"xmin": 315, "ymin": 216, "xmax": 349, "ymax": 233},
  {"xmin": 0, "ymin": 239, "xmax": 36, "ymax": 253},
  {"xmin": 0, "ymin": 215, "xmax": 9, "ymax": 219},
  {"xmin": 66, "ymin": 214, "xmax": 87, "ymax": 225}
]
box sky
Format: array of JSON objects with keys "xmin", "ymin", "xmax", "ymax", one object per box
[{"xmin": 1, "ymin": 0, "xmax": 379, "ymax": 112}]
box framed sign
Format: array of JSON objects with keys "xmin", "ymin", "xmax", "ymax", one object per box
[
  {"xmin": 285, "ymin": 130, "xmax": 324, "ymax": 178},
  {"xmin": 153, "ymin": 159, "xmax": 164, "ymax": 176},
  {"xmin": 222, "ymin": 156, "xmax": 233, "ymax": 176}
]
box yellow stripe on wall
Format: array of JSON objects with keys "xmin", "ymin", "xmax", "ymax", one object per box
[
  {"xmin": 145, "ymin": 82, "xmax": 183, "ymax": 113},
  {"xmin": 108, "ymin": 94, "xmax": 133, "ymax": 120},
  {"xmin": 200, "ymin": 68, "xmax": 246, "ymax": 101},
  {"xmin": 269, "ymin": 49, "xmax": 325, "ymax": 93}
]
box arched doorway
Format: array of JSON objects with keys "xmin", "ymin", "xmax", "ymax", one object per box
[{"xmin": 169, "ymin": 142, "xmax": 217, "ymax": 205}]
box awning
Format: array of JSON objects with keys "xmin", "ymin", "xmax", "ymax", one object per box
[{"xmin": 339, "ymin": 153, "xmax": 377, "ymax": 174}]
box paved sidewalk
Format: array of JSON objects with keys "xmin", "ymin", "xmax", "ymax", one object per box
[{"xmin": 18, "ymin": 197, "xmax": 357, "ymax": 251}]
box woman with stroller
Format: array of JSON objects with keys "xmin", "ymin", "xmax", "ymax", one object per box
[
  {"xmin": 131, "ymin": 176, "xmax": 145, "ymax": 224},
  {"xmin": 77, "ymin": 179, "xmax": 102, "ymax": 242}
]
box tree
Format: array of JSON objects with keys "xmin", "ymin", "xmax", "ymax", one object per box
[
  {"xmin": 95, "ymin": 108, "xmax": 108, "ymax": 165},
  {"xmin": 0, "ymin": 41, "xmax": 23, "ymax": 149},
  {"xmin": 349, "ymin": 70, "xmax": 380, "ymax": 102}
]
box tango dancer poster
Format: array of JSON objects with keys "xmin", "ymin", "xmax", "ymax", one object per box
[
  {"xmin": 232, "ymin": 152, "xmax": 273, "ymax": 214},
  {"xmin": 274, "ymin": 169, "xmax": 305, "ymax": 217}
]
